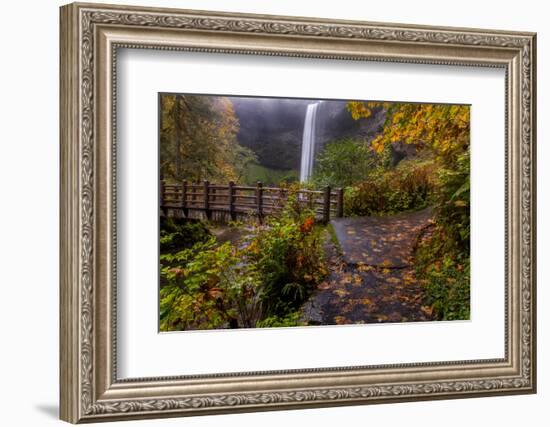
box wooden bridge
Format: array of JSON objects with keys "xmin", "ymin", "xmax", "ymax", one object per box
[{"xmin": 160, "ymin": 180, "xmax": 344, "ymax": 223}]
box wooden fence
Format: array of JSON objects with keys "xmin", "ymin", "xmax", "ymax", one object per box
[{"xmin": 160, "ymin": 180, "xmax": 344, "ymax": 223}]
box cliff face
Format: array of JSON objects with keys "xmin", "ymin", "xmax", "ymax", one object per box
[
  {"xmin": 230, "ymin": 96, "xmax": 308, "ymax": 170},
  {"xmin": 230, "ymin": 96, "xmax": 388, "ymax": 171}
]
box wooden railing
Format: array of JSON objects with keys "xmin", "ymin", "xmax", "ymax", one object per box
[{"xmin": 160, "ymin": 180, "xmax": 344, "ymax": 223}]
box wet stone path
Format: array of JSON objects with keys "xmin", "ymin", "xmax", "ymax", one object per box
[{"xmin": 302, "ymin": 208, "xmax": 435, "ymax": 325}]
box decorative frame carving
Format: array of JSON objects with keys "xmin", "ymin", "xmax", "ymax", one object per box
[{"xmin": 60, "ymin": 2, "xmax": 536, "ymax": 423}]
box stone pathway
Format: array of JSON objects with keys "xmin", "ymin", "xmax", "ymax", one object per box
[
  {"xmin": 302, "ymin": 208, "xmax": 435, "ymax": 325},
  {"xmin": 330, "ymin": 208, "xmax": 433, "ymax": 267}
]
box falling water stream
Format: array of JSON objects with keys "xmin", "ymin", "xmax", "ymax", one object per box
[{"xmin": 299, "ymin": 102, "xmax": 321, "ymax": 182}]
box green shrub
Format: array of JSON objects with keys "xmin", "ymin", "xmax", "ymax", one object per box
[
  {"xmin": 344, "ymin": 159, "xmax": 436, "ymax": 216},
  {"xmin": 160, "ymin": 238, "xmax": 263, "ymax": 331},
  {"xmin": 312, "ymin": 138, "xmax": 375, "ymax": 187},
  {"xmin": 256, "ymin": 311, "xmax": 305, "ymax": 328},
  {"xmin": 247, "ymin": 185, "xmax": 327, "ymax": 316},
  {"xmin": 433, "ymin": 151, "xmax": 470, "ymax": 252},
  {"xmin": 425, "ymin": 260, "xmax": 470, "ymax": 321},
  {"xmin": 415, "ymin": 235, "xmax": 470, "ymax": 321},
  {"xmin": 159, "ymin": 217, "xmax": 211, "ymax": 252},
  {"xmin": 414, "ymin": 219, "xmax": 470, "ymax": 321}
]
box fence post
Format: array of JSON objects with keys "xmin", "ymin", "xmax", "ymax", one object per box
[
  {"xmin": 323, "ymin": 185, "xmax": 331, "ymax": 223},
  {"xmin": 159, "ymin": 174, "xmax": 166, "ymax": 217},
  {"xmin": 228, "ymin": 181, "xmax": 236, "ymax": 221},
  {"xmin": 256, "ymin": 181, "xmax": 263, "ymax": 223},
  {"xmin": 336, "ymin": 188, "xmax": 344, "ymax": 218},
  {"xmin": 192, "ymin": 180, "xmax": 197, "ymax": 209},
  {"xmin": 203, "ymin": 180, "xmax": 211, "ymax": 220},
  {"xmin": 181, "ymin": 180, "xmax": 188, "ymax": 218}
]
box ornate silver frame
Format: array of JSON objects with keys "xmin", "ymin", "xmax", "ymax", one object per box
[{"xmin": 60, "ymin": 2, "xmax": 537, "ymax": 423}]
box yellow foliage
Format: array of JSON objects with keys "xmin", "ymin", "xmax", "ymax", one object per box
[
  {"xmin": 346, "ymin": 101, "xmax": 470, "ymax": 167},
  {"xmin": 347, "ymin": 101, "xmax": 372, "ymax": 120}
]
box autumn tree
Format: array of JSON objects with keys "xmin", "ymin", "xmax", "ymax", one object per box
[
  {"xmin": 160, "ymin": 94, "xmax": 256, "ymax": 183},
  {"xmin": 347, "ymin": 101, "xmax": 469, "ymax": 165}
]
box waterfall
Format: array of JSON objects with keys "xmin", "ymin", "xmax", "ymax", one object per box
[{"xmin": 300, "ymin": 102, "xmax": 321, "ymax": 182}]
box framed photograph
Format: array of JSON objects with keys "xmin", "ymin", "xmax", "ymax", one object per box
[{"xmin": 60, "ymin": 2, "xmax": 536, "ymax": 423}]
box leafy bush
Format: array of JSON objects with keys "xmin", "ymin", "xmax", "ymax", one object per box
[
  {"xmin": 160, "ymin": 237, "xmax": 263, "ymax": 331},
  {"xmin": 247, "ymin": 186, "xmax": 327, "ymax": 316},
  {"xmin": 433, "ymin": 150, "xmax": 470, "ymax": 252},
  {"xmin": 425, "ymin": 257, "xmax": 470, "ymax": 321},
  {"xmin": 415, "ymin": 232, "xmax": 470, "ymax": 320},
  {"xmin": 160, "ymin": 217, "xmax": 211, "ymax": 252},
  {"xmin": 256, "ymin": 312, "xmax": 305, "ymax": 328},
  {"xmin": 159, "ymin": 187, "xmax": 327, "ymax": 331},
  {"xmin": 344, "ymin": 159, "xmax": 436, "ymax": 216},
  {"xmin": 312, "ymin": 138, "xmax": 375, "ymax": 187}
]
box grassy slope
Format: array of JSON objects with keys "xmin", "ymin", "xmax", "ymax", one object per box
[{"xmin": 243, "ymin": 163, "xmax": 299, "ymax": 186}]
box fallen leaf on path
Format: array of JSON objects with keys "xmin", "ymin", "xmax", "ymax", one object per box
[
  {"xmin": 340, "ymin": 274, "xmax": 353, "ymax": 284},
  {"xmin": 345, "ymin": 304, "xmax": 356, "ymax": 313},
  {"xmin": 334, "ymin": 316, "xmax": 347, "ymax": 325},
  {"xmin": 403, "ymin": 273, "xmax": 415, "ymax": 284},
  {"xmin": 317, "ymin": 281, "xmax": 330, "ymax": 290},
  {"xmin": 333, "ymin": 289, "xmax": 349, "ymax": 297},
  {"xmin": 421, "ymin": 305, "xmax": 434, "ymax": 316}
]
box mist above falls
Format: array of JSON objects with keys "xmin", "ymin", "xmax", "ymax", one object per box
[{"xmin": 229, "ymin": 96, "xmax": 367, "ymax": 172}]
